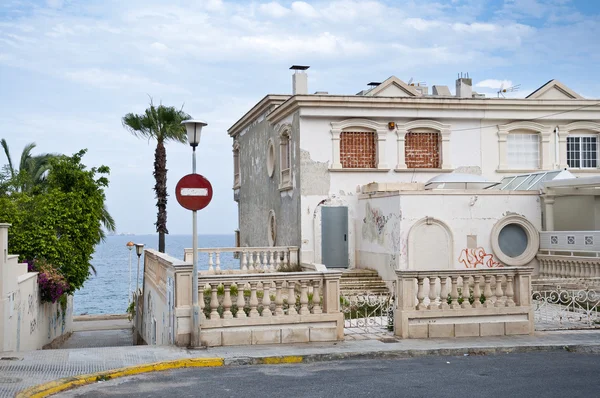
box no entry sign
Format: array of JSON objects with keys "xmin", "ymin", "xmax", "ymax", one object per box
[{"xmin": 175, "ymin": 174, "xmax": 213, "ymax": 211}]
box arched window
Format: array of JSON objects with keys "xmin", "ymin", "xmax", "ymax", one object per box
[
  {"xmin": 233, "ymin": 141, "xmax": 240, "ymax": 188},
  {"xmin": 405, "ymin": 130, "xmax": 440, "ymax": 168},
  {"xmin": 497, "ymin": 121, "xmax": 552, "ymax": 171},
  {"xmin": 279, "ymin": 126, "xmax": 292, "ymax": 190},
  {"xmin": 340, "ymin": 131, "xmax": 377, "ymax": 168},
  {"xmin": 558, "ymin": 122, "xmax": 600, "ymax": 170}
]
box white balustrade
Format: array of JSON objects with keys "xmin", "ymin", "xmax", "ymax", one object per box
[
  {"xmin": 396, "ymin": 268, "xmax": 533, "ymax": 312},
  {"xmin": 537, "ymin": 254, "xmax": 600, "ymax": 280},
  {"xmin": 197, "ymin": 271, "xmax": 340, "ymax": 322},
  {"xmin": 183, "ymin": 246, "xmax": 300, "ymax": 273}
]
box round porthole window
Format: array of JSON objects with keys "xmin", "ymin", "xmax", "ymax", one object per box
[
  {"xmin": 491, "ymin": 215, "xmax": 539, "ymax": 266},
  {"xmin": 498, "ymin": 224, "xmax": 528, "ymax": 257},
  {"xmin": 267, "ymin": 139, "xmax": 275, "ymax": 178},
  {"xmin": 268, "ymin": 210, "xmax": 276, "ymax": 247}
]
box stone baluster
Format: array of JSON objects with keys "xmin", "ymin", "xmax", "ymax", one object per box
[
  {"xmin": 261, "ymin": 251, "xmax": 267, "ymax": 271},
  {"xmin": 283, "ymin": 251, "xmax": 289, "ymax": 268},
  {"xmin": 505, "ymin": 275, "xmax": 516, "ymax": 307},
  {"xmin": 438, "ymin": 276, "xmax": 449, "ymax": 310},
  {"xmin": 428, "ymin": 276, "xmax": 438, "ymax": 310},
  {"xmin": 208, "ymin": 252, "xmax": 215, "ymax": 274},
  {"xmin": 494, "ymin": 275, "xmax": 505, "ymax": 307},
  {"xmin": 571, "ymin": 262, "xmax": 577, "ymax": 278},
  {"xmin": 199, "ymin": 287, "xmax": 205, "ymax": 320},
  {"xmin": 461, "ymin": 275, "xmax": 472, "ymax": 309},
  {"xmin": 416, "ymin": 276, "xmax": 427, "ymax": 310},
  {"xmin": 235, "ymin": 282, "xmax": 246, "ymax": 318},
  {"xmin": 249, "ymin": 282, "xmax": 259, "ymax": 317},
  {"xmin": 484, "ymin": 275, "xmax": 495, "ymax": 308},
  {"xmin": 241, "ymin": 251, "xmax": 248, "ymax": 271},
  {"xmin": 299, "ymin": 280, "xmax": 310, "ymax": 315},
  {"xmin": 275, "ymin": 251, "xmax": 282, "ymax": 272},
  {"xmin": 210, "ymin": 283, "xmax": 219, "ymax": 320},
  {"xmin": 269, "ymin": 251, "xmax": 275, "ymax": 272},
  {"xmin": 215, "ymin": 252, "xmax": 221, "ymax": 273},
  {"xmin": 287, "ymin": 280, "xmax": 298, "ymax": 315},
  {"xmin": 311, "ymin": 279, "xmax": 322, "ymax": 314},
  {"xmin": 472, "ymin": 275, "xmax": 483, "ymax": 308},
  {"xmin": 222, "ymin": 282, "xmax": 233, "ymax": 319},
  {"xmin": 274, "ymin": 280, "xmax": 284, "ymax": 316},
  {"xmin": 585, "ymin": 262, "xmax": 592, "ymax": 279},
  {"xmin": 449, "ymin": 276, "xmax": 460, "ymax": 309},
  {"xmin": 262, "ymin": 281, "xmax": 272, "ymax": 316}
]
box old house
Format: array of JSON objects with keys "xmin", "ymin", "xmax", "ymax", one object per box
[{"xmin": 227, "ymin": 66, "xmax": 600, "ymax": 282}]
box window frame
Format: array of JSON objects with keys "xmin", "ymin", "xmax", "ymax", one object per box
[
  {"xmin": 339, "ymin": 130, "xmax": 378, "ymax": 169},
  {"xmin": 566, "ymin": 134, "xmax": 599, "ymax": 169},
  {"xmin": 233, "ymin": 140, "xmax": 240, "ymax": 189},
  {"xmin": 330, "ymin": 119, "xmax": 389, "ymax": 171},
  {"xmin": 278, "ymin": 125, "xmax": 293, "ymax": 191},
  {"xmin": 404, "ymin": 128, "xmax": 441, "ymax": 169},
  {"xmin": 506, "ymin": 132, "xmax": 541, "ymax": 170},
  {"xmin": 497, "ymin": 121, "xmax": 553, "ymax": 172}
]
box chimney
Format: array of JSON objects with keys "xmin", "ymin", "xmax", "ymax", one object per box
[
  {"xmin": 456, "ymin": 72, "xmax": 472, "ymax": 98},
  {"xmin": 290, "ymin": 65, "xmax": 309, "ymax": 95}
]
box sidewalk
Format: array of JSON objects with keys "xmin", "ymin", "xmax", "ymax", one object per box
[{"xmin": 2, "ymin": 330, "xmax": 600, "ymax": 397}]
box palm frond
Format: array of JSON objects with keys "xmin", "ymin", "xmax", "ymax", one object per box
[{"xmin": 0, "ymin": 138, "xmax": 15, "ymax": 179}]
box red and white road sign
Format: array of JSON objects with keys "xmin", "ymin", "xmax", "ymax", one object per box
[{"xmin": 175, "ymin": 174, "xmax": 213, "ymax": 211}]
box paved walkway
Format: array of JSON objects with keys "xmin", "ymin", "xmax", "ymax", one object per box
[
  {"xmin": 57, "ymin": 316, "xmax": 133, "ymax": 350},
  {"xmin": 2, "ymin": 330, "xmax": 600, "ymax": 397}
]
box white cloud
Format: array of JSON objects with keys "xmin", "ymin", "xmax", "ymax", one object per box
[
  {"xmin": 46, "ymin": 0, "xmax": 64, "ymax": 9},
  {"xmin": 259, "ymin": 2, "xmax": 290, "ymax": 18},
  {"xmin": 476, "ymin": 79, "xmax": 514, "ymax": 89},
  {"xmin": 64, "ymin": 68, "xmax": 188, "ymax": 93},
  {"xmin": 291, "ymin": 1, "xmax": 319, "ymax": 18}
]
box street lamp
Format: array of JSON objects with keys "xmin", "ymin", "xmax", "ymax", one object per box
[
  {"xmin": 127, "ymin": 241, "xmax": 134, "ymax": 304},
  {"xmin": 181, "ymin": 119, "xmax": 207, "ymax": 348},
  {"xmin": 135, "ymin": 243, "xmax": 145, "ymax": 295}
]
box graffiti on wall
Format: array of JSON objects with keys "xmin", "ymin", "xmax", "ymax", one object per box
[
  {"xmin": 458, "ymin": 247, "xmax": 502, "ymax": 268},
  {"xmin": 362, "ymin": 202, "xmax": 390, "ymax": 245}
]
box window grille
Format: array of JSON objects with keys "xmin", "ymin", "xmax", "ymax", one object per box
[{"xmin": 567, "ymin": 136, "xmax": 598, "ymax": 168}]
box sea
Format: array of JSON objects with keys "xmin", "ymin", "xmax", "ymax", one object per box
[{"xmin": 73, "ymin": 234, "xmax": 235, "ymax": 315}]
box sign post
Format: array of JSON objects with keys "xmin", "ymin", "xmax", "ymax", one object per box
[{"xmin": 175, "ymin": 173, "xmax": 213, "ymax": 347}]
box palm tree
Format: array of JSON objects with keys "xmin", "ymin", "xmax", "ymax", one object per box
[
  {"xmin": 122, "ymin": 100, "xmax": 190, "ymax": 253},
  {"xmin": 0, "ymin": 139, "xmax": 55, "ymax": 193}
]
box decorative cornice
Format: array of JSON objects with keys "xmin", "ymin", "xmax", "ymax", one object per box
[
  {"xmin": 497, "ymin": 120, "xmax": 553, "ymax": 137},
  {"xmin": 330, "ymin": 118, "xmax": 388, "ymax": 132},
  {"xmin": 558, "ymin": 121, "xmax": 600, "ymax": 134}
]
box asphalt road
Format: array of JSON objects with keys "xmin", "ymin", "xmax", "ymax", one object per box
[{"xmin": 62, "ymin": 352, "xmax": 600, "ymax": 398}]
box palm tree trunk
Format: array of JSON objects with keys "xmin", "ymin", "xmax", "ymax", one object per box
[{"xmin": 154, "ymin": 139, "xmax": 168, "ymax": 253}]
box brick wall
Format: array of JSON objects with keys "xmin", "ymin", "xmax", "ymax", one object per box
[
  {"xmin": 405, "ymin": 132, "xmax": 440, "ymax": 168},
  {"xmin": 340, "ymin": 131, "xmax": 377, "ymax": 168}
]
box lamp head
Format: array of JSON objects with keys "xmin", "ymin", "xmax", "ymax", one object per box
[
  {"xmin": 181, "ymin": 119, "xmax": 208, "ymax": 148},
  {"xmin": 126, "ymin": 241, "xmax": 134, "ymax": 250},
  {"xmin": 135, "ymin": 243, "xmax": 145, "ymax": 257}
]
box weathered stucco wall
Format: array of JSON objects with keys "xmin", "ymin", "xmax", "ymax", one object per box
[
  {"xmin": 356, "ymin": 192, "xmax": 542, "ymax": 281},
  {"xmin": 236, "ymin": 113, "xmax": 301, "ymax": 249},
  {"xmin": 0, "ymin": 225, "xmax": 73, "ymax": 352}
]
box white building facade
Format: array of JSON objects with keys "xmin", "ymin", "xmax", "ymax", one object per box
[{"xmin": 228, "ymin": 70, "xmax": 600, "ymax": 277}]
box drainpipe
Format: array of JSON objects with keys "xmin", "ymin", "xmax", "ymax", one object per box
[{"xmin": 554, "ymin": 126, "xmax": 559, "ymax": 169}]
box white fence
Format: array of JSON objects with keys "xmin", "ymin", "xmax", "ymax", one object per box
[{"xmin": 539, "ymin": 231, "xmax": 600, "ymax": 256}]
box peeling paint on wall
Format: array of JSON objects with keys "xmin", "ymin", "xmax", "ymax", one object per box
[
  {"xmin": 362, "ymin": 202, "xmax": 390, "ymax": 245},
  {"xmin": 300, "ymin": 149, "xmax": 330, "ymax": 195},
  {"xmin": 458, "ymin": 247, "xmax": 502, "ymax": 268}
]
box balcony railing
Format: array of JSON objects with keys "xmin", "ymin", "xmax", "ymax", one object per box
[
  {"xmin": 183, "ymin": 246, "xmax": 300, "ymax": 273},
  {"xmin": 539, "ymin": 231, "xmax": 600, "ymax": 256}
]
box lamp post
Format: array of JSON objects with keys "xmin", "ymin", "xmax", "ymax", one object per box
[
  {"xmin": 135, "ymin": 243, "xmax": 145, "ymax": 295},
  {"xmin": 181, "ymin": 119, "xmax": 207, "ymax": 348},
  {"xmin": 127, "ymin": 241, "xmax": 134, "ymax": 303}
]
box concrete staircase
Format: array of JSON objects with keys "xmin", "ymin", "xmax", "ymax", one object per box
[{"xmin": 340, "ymin": 269, "xmax": 390, "ymax": 296}]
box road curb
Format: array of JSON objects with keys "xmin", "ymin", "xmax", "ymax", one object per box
[
  {"xmin": 16, "ymin": 344, "xmax": 600, "ymax": 397},
  {"xmin": 15, "ymin": 357, "xmax": 224, "ymax": 398}
]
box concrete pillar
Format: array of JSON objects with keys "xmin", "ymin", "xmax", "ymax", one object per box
[
  {"xmin": 395, "ymin": 128, "xmax": 407, "ymax": 169},
  {"xmin": 544, "ymin": 196, "xmax": 555, "ymax": 231},
  {"xmin": 330, "ymin": 129, "xmax": 342, "ymax": 169},
  {"xmin": 0, "ymin": 223, "xmax": 11, "ymax": 297},
  {"xmin": 376, "ymin": 129, "xmax": 388, "ymax": 169}
]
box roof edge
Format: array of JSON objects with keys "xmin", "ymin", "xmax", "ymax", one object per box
[{"xmin": 227, "ymin": 94, "xmax": 290, "ymax": 137}]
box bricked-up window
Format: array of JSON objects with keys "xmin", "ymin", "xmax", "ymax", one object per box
[
  {"xmin": 340, "ymin": 131, "xmax": 377, "ymax": 168},
  {"xmin": 405, "ymin": 131, "xmax": 440, "ymax": 168}
]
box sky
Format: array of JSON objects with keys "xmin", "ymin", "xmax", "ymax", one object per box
[{"xmin": 0, "ymin": 0, "xmax": 599, "ymax": 236}]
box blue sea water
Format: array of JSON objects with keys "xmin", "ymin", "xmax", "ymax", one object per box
[{"xmin": 73, "ymin": 234, "xmax": 235, "ymax": 315}]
